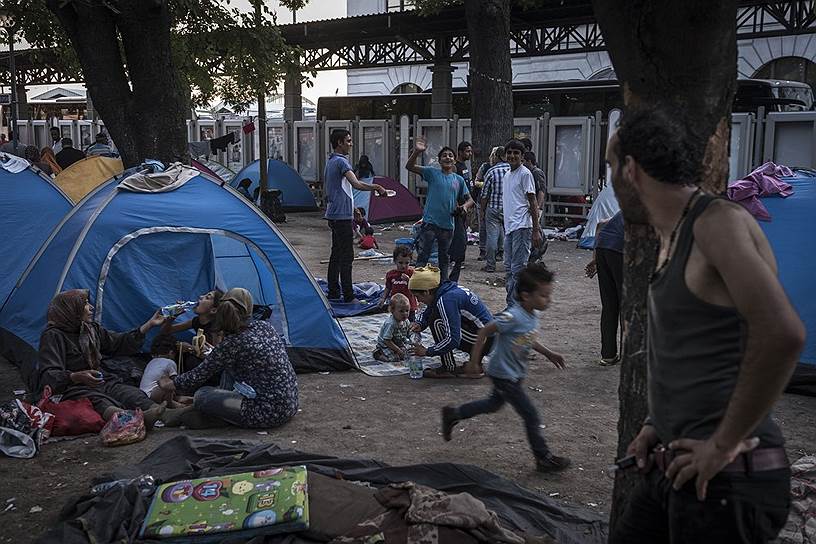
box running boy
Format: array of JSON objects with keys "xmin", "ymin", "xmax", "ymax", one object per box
[
  {"xmin": 441, "ymin": 264, "xmax": 571, "ymax": 472},
  {"xmin": 380, "ymin": 245, "xmax": 418, "ymax": 319},
  {"xmin": 373, "ymin": 293, "xmax": 412, "ymax": 362}
]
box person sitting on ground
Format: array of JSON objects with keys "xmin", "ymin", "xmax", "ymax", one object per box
[
  {"xmin": 23, "ymin": 145, "xmax": 52, "ymax": 176},
  {"xmin": 55, "ymin": 137, "xmax": 86, "ymax": 170},
  {"xmin": 441, "ymin": 264, "xmax": 571, "ymax": 473},
  {"xmin": 36, "ymin": 289, "xmax": 184, "ymax": 427},
  {"xmin": 379, "ymin": 245, "xmax": 418, "ymax": 321},
  {"xmin": 139, "ymin": 334, "xmax": 193, "ymax": 407},
  {"xmin": 354, "ymin": 154, "xmax": 376, "ymax": 179},
  {"xmin": 39, "ymin": 146, "xmax": 62, "ymax": 175},
  {"xmin": 237, "ymin": 178, "xmax": 254, "ymax": 201},
  {"xmin": 353, "ymin": 207, "xmax": 370, "ymax": 242},
  {"xmin": 373, "ymin": 293, "xmax": 412, "ymax": 362},
  {"xmin": 359, "ymin": 226, "xmax": 378, "ymax": 250},
  {"xmin": 409, "ymin": 266, "xmax": 493, "ymax": 379},
  {"xmin": 159, "ymin": 288, "xmax": 299, "ymax": 429},
  {"xmin": 161, "ymin": 290, "xmax": 224, "ymax": 348}
]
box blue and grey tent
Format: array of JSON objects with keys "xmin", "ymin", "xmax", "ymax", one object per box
[
  {"xmin": 759, "ymin": 170, "xmax": 816, "ymax": 395},
  {"xmin": 0, "ymin": 164, "xmax": 354, "ymax": 373},
  {"xmin": 230, "ymin": 159, "xmax": 318, "ymax": 211},
  {"xmin": 0, "ymin": 159, "xmax": 72, "ymax": 309}
]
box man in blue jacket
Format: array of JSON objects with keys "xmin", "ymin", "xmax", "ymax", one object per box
[{"xmin": 409, "ymin": 266, "xmax": 493, "ymax": 378}]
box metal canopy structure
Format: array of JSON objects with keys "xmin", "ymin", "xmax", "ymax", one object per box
[{"xmin": 1, "ymin": 0, "xmax": 816, "ymax": 84}]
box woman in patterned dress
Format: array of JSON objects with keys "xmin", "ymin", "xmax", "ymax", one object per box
[{"xmin": 159, "ymin": 288, "xmax": 298, "ymax": 429}]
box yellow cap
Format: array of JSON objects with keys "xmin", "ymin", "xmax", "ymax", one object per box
[{"xmin": 408, "ymin": 266, "xmax": 441, "ymax": 291}]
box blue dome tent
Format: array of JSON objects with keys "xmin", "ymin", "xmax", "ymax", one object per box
[
  {"xmin": 0, "ymin": 159, "xmax": 72, "ymax": 309},
  {"xmin": 230, "ymin": 159, "xmax": 318, "ymax": 211},
  {"xmin": 759, "ymin": 170, "xmax": 816, "ymax": 394},
  {"xmin": 0, "ymin": 165, "xmax": 354, "ymax": 373}
]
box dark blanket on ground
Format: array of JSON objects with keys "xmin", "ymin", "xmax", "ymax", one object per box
[{"xmin": 37, "ymin": 436, "xmax": 608, "ymax": 544}]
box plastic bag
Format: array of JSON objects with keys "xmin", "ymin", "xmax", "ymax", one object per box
[
  {"xmin": 100, "ymin": 409, "xmax": 145, "ymax": 447},
  {"xmin": 37, "ymin": 386, "xmax": 105, "ymax": 437},
  {"xmin": 0, "ymin": 399, "xmax": 53, "ymax": 458}
]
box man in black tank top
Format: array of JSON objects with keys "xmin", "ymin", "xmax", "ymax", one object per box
[{"xmin": 608, "ymin": 107, "xmax": 805, "ymax": 544}]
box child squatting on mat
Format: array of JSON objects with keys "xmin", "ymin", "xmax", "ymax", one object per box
[{"xmin": 373, "ymin": 293, "xmax": 412, "ymax": 362}]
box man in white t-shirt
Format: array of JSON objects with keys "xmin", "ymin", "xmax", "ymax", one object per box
[{"xmin": 502, "ymin": 139, "xmax": 541, "ymax": 307}]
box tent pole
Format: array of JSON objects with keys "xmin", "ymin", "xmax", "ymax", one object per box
[{"xmin": 254, "ymin": 0, "xmax": 268, "ymax": 194}]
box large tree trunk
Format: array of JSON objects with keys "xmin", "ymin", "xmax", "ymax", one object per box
[
  {"xmin": 465, "ymin": 0, "xmax": 513, "ymax": 166},
  {"xmin": 46, "ymin": 0, "xmax": 189, "ymax": 168},
  {"xmin": 591, "ymin": 0, "xmax": 737, "ymax": 531}
]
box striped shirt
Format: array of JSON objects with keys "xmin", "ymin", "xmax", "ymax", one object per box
[{"xmin": 481, "ymin": 162, "xmax": 510, "ymax": 210}]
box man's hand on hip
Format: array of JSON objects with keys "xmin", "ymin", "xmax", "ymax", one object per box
[{"xmin": 666, "ymin": 436, "xmax": 760, "ymax": 501}]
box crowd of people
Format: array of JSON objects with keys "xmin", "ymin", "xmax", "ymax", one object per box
[
  {"xmin": 0, "ymin": 126, "xmax": 119, "ymax": 177},
  {"xmin": 12, "ymin": 105, "xmax": 808, "ymax": 542}
]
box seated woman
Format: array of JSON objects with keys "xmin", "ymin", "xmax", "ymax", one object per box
[
  {"xmin": 409, "ymin": 266, "xmax": 495, "ymax": 378},
  {"xmin": 161, "ymin": 289, "xmax": 224, "ymax": 348},
  {"xmin": 37, "ymin": 289, "xmax": 178, "ymax": 426},
  {"xmin": 159, "ymin": 288, "xmax": 298, "ymax": 429}
]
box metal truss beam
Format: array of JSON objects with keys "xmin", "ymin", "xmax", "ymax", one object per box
[{"xmin": 2, "ymin": 1, "xmax": 816, "ymax": 84}]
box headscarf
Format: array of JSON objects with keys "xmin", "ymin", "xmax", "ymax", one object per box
[
  {"xmin": 221, "ymin": 287, "xmax": 253, "ymax": 321},
  {"xmin": 40, "ymin": 147, "xmax": 62, "ymax": 174},
  {"xmin": 46, "ymin": 289, "xmax": 101, "ymax": 370}
]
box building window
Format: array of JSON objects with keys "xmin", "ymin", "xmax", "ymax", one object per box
[
  {"xmin": 754, "ymin": 56, "xmax": 816, "ymax": 90},
  {"xmin": 588, "ymin": 67, "xmax": 617, "ymax": 81},
  {"xmin": 391, "ymin": 82, "xmax": 424, "ymax": 94}
]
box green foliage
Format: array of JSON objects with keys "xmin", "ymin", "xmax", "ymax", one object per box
[{"xmin": 3, "ymin": 0, "xmax": 313, "ymax": 111}]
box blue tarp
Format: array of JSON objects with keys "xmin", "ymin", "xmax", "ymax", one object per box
[
  {"xmin": 0, "ymin": 170, "xmax": 353, "ymax": 373},
  {"xmin": 761, "ymin": 172, "xmax": 816, "ymax": 365},
  {"xmin": 316, "ymin": 279, "xmax": 385, "ymax": 317}
]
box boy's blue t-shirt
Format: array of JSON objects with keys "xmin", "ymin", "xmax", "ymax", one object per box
[
  {"xmin": 324, "ymin": 153, "xmax": 354, "ymax": 220},
  {"xmin": 420, "ymin": 166, "xmax": 469, "ymax": 230},
  {"xmin": 486, "ymin": 305, "xmax": 539, "ymax": 381}
]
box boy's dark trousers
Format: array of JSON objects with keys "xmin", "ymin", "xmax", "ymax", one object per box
[
  {"xmin": 610, "ymin": 465, "xmax": 790, "ymax": 544},
  {"xmin": 327, "ymin": 219, "xmax": 355, "ymax": 302},
  {"xmin": 596, "ymin": 247, "xmax": 623, "ymax": 359},
  {"xmin": 454, "ymin": 376, "xmax": 551, "ymax": 459}
]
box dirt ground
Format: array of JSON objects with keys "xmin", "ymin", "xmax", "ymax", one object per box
[{"xmin": 1, "ymin": 212, "xmax": 815, "ymax": 543}]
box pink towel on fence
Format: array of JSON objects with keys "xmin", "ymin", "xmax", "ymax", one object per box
[{"xmin": 727, "ymin": 162, "xmax": 794, "ymax": 221}]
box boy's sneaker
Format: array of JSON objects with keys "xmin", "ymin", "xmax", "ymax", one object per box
[
  {"xmin": 599, "ymin": 357, "xmax": 619, "ymax": 367},
  {"xmin": 441, "ymin": 406, "xmax": 459, "ymax": 442},
  {"xmin": 536, "ymin": 454, "xmax": 572, "ymax": 473}
]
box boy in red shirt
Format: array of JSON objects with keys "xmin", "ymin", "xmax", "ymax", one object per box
[
  {"xmin": 380, "ymin": 245, "xmax": 418, "ymax": 320},
  {"xmin": 359, "ymin": 227, "xmax": 379, "ymax": 250}
]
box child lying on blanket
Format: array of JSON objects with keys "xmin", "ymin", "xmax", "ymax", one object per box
[{"xmin": 373, "ymin": 294, "xmax": 412, "ymax": 362}]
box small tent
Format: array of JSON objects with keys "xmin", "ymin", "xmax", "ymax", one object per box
[
  {"xmin": 54, "ymin": 155, "xmax": 124, "ymax": 204},
  {"xmin": 578, "ymin": 184, "xmax": 620, "ymax": 249},
  {"xmin": 758, "ymin": 170, "xmax": 816, "ymax": 394},
  {"xmin": 230, "ymin": 159, "xmax": 318, "ymax": 211},
  {"xmin": 0, "ymin": 158, "xmax": 72, "ymax": 308},
  {"xmin": 353, "ymin": 176, "xmax": 423, "ymax": 224},
  {"xmin": 0, "ymin": 165, "xmax": 354, "ymax": 373},
  {"xmin": 191, "ymin": 158, "xmax": 235, "ymax": 183}
]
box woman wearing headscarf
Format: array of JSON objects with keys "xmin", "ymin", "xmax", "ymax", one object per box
[
  {"xmin": 23, "ymin": 146, "xmax": 52, "ymax": 176},
  {"xmin": 39, "ymin": 146, "xmax": 62, "ymax": 175},
  {"xmin": 37, "ymin": 289, "xmax": 170, "ymax": 425},
  {"xmin": 354, "ymin": 154, "xmax": 375, "ymax": 179},
  {"xmin": 160, "ymin": 288, "xmax": 298, "ymax": 429}
]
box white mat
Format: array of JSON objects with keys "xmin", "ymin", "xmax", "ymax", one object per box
[{"xmin": 338, "ymin": 314, "xmax": 468, "ymax": 377}]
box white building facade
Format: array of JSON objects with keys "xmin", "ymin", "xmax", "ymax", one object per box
[{"xmin": 346, "ymin": 0, "xmax": 816, "ymax": 96}]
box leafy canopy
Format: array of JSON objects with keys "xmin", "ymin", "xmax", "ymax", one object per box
[{"xmin": 3, "ymin": 0, "xmax": 313, "ymax": 111}]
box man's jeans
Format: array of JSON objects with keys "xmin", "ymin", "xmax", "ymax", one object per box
[
  {"xmin": 456, "ymin": 377, "xmax": 550, "ymax": 459},
  {"xmin": 504, "ymin": 227, "xmax": 532, "ymax": 307},
  {"xmin": 327, "ymin": 219, "xmax": 355, "ymax": 301},
  {"xmin": 610, "ymin": 465, "xmax": 790, "ymax": 544},
  {"xmin": 416, "ymin": 223, "xmax": 453, "ymax": 281},
  {"xmin": 484, "ymin": 207, "xmax": 504, "ymax": 269}
]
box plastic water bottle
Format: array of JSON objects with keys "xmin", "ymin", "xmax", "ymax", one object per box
[
  {"xmin": 161, "ymin": 301, "xmax": 197, "ymax": 317},
  {"xmin": 408, "ymin": 332, "xmax": 423, "ymax": 379}
]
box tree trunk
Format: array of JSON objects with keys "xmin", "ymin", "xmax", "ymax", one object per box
[
  {"xmin": 465, "ymin": 0, "xmax": 513, "ymax": 167},
  {"xmin": 591, "ymin": 0, "xmax": 737, "ymax": 531},
  {"xmin": 46, "ymin": 0, "xmax": 189, "ymax": 168}
]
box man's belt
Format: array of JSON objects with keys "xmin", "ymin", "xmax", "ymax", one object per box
[{"xmin": 653, "ymin": 445, "xmax": 788, "ymax": 474}]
